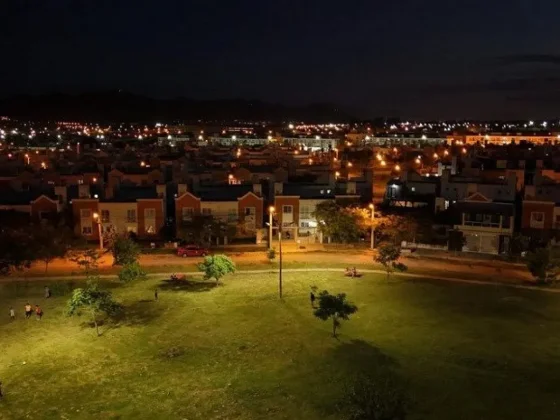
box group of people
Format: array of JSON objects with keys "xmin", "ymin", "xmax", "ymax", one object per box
[
  {"xmin": 344, "ymin": 267, "xmax": 360, "ymax": 278},
  {"xmin": 8, "ymin": 286, "xmax": 49, "ymax": 322}
]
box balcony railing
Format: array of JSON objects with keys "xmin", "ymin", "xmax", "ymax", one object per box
[{"xmin": 464, "ymin": 221, "xmax": 500, "ymax": 228}]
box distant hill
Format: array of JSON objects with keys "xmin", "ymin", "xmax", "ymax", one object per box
[{"xmin": 0, "ymin": 91, "xmax": 355, "ymax": 123}]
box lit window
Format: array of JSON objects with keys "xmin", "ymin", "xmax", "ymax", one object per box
[
  {"xmin": 80, "ymin": 209, "xmax": 91, "ymax": 218},
  {"xmin": 127, "ymin": 209, "xmax": 137, "ymax": 222},
  {"xmin": 101, "ymin": 210, "xmax": 110, "ymax": 223},
  {"xmin": 82, "ymin": 226, "xmax": 92, "ymax": 235},
  {"xmin": 282, "ymin": 205, "xmax": 293, "ymax": 214}
]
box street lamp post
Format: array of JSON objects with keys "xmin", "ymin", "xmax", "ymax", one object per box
[
  {"xmin": 93, "ymin": 212, "xmax": 103, "ymax": 251},
  {"xmin": 369, "ymin": 203, "xmax": 375, "ymax": 249},
  {"xmin": 278, "ymin": 229, "xmax": 283, "ymax": 299},
  {"xmin": 268, "ymin": 206, "xmax": 275, "ymax": 249}
]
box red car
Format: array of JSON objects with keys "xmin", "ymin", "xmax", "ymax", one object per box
[{"xmin": 177, "ymin": 245, "xmax": 209, "ymax": 257}]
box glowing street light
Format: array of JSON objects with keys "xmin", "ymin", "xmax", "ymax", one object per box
[
  {"xmin": 394, "ymin": 164, "xmax": 401, "ymax": 171},
  {"xmin": 92, "ymin": 212, "xmax": 103, "ymax": 250},
  {"xmin": 380, "ymin": 160, "xmax": 386, "ymax": 166},
  {"xmin": 347, "ymin": 162, "xmax": 353, "ymax": 167}
]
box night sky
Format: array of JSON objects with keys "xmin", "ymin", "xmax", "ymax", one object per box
[{"xmin": 2, "ymin": 0, "xmax": 560, "ymax": 119}]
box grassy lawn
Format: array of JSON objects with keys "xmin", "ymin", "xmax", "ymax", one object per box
[{"xmin": 1, "ymin": 272, "xmax": 560, "ymax": 419}]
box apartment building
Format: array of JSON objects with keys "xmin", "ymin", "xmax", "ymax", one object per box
[{"xmin": 72, "ymin": 185, "xmax": 165, "ymax": 240}]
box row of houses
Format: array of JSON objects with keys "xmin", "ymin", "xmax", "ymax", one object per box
[{"xmin": 0, "ymin": 176, "xmax": 372, "ymax": 244}]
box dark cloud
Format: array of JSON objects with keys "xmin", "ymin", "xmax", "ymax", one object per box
[{"xmin": 494, "ymin": 54, "xmax": 560, "ymax": 66}]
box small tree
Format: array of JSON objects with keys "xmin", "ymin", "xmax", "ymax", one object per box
[
  {"xmin": 69, "ymin": 249, "xmax": 102, "ymax": 276},
  {"xmin": 374, "ymin": 243, "xmax": 407, "ymax": 279},
  {"xmin": 266, "ymin": 247, "xmax": 276, "ymax": 263},
  {"xmin": 66, "ymin": 281, "xmax": 122, "ymax": 336},
  {"xmin": 313, "ymin": 290, "xmax": 358, "ymax": 337},
  {"xmin": 118, "ymin": 262, "xmax": 147, "ymax": 283},
  {"xmin": 35, "ymin": 223, "xmax": 72, "ymax": 272},
  {"xmin": 197, "ymin": 254, "xmax": 236, "ymax": 283},
  {"xmin": 111, "ymin": 235, "xmax": 140, "ymax": 266},
  {"xmin": 525, "ymin": 247, "xmax": 560, "ymax": 284}
]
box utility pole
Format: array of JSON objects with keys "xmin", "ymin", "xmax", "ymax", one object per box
[
  {"xmin": 278, "ymin": 230, "xmax": 283, "ymax": 299},
  {"xmin": 369, "ymin": 203, "xmax": 375, "ymax": 249},
  {"xmin": 268, "ymin": 206, "xmax": 275, "ymax": 249}
]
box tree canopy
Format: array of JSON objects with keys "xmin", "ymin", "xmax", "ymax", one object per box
[
  {"xmin": 313, "ymin": 290, "xmax": 358, "ymax": 337},
  {"xmin": 66, "ymin": 281, "xmax": 122, "ymax": 336},
  {"xmin": 525, "ymin": 247, "xmax": 560, "ymax": 284},
  {"xmin": 197, "ymin": 254, "xmax": 236, "ymax": 283},
  {"xmin": 111, "ymin": 235, "xmax": 141, "ymax": 266},
  {"xmin": 374, "ymin": 243, "xmax": 408, "ymax": 278},
  {"xmin": 313, "ymin": 202, "xmax": 369, "ymax": 243}
]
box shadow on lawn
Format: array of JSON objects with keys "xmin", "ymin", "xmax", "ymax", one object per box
[{"xmin": 157, "ymin": 278, "xmax": 219, "ymax": 293}]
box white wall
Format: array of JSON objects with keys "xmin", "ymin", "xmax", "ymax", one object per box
[{"xmin": 200, "ymin": 201, "xmax": 238, "ymax": 223}]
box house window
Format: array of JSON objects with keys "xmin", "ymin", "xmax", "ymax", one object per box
[
  {"xmin": 144, "ymin": 208, "xmax": 156, "ymax": 219},
  {"xmin": 202, "ymin": 208, "xmax": 212, "ymax": 216},
  {"xmin": 228, "ymin": 209, "xmax": 238, "ymax": 222},
  {"xmin": 80, "ymin": 209, "xmax": 91, "ymax": 218},
  {"xmin": 127, "ymin": 209, "xmax": 137, "ymax": 222},
  {"xmin": 101, "ymin": 210, "xmax": 110, "ymax": 223},
  {"xmin": 82, "ymin": 226, "xmax": 92, "ymax": 235},
  {"xmin": 531, "ymin": 212, "xmax": 544, "ymax": 223},
  {"xmin": 300, "ymin": 205, "xmax": 311, "ymax": 219},
  {"xmin": 301, "ymin": 221, "xmax": 310, "ymax": 228},
  {"xmin": 78, "ymin": 179, "xmax": 84, "ymax": 185},
  {"xmin": 182, "ymin": 207, "xmax": 194, "ymax": 221},
  {"xmin": 282, "ymin": 205, "xmax": 293, "ymax": 214},
  {"xmin": 244, "ymin": 207, "xmax": 255, "ymax": 216}
]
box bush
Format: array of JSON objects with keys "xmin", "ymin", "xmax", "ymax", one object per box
[
  {"xmin": 112, "ymin": 236, "xmax": 141, "ymax": 266},
  {"xmin": 118, "ymin": 262, "xmax": 147, "ymax": 283},
  {"xmin": 266, "ymin": 248, "xmax": 276, "ymax": 262}
]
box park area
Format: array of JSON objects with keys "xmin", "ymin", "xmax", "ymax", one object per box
[{"xmin": 1, "ymin": 271, "xmax": 560, "ymax": 419}]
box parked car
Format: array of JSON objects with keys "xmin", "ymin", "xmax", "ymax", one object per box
[{"xmin": 177, "ymin": 245, "xmax": 209, "ymax": 257}]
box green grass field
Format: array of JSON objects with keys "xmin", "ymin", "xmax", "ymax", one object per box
[{"xmin": 1, "ymin": 272, "xmax": 560, "ymax": 419}]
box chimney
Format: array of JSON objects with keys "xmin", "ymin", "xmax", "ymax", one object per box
[
  {"xmin": 274, "ymin": 182, "xmax": 283, "ymax": 195},
  {"xmin": 156, "ymin": 184, "xmax": 166, "ymax": 199},
  {"xmin": 253, "ymin": 183, "xmax": 262, "ymax": 196},
  {"xmin": 54, "ymin": 185, "xmax": 67, "ymax": 204},
  {"xmin": 178, "ymin": 184, "xmax": 188, "ymax": 196},
  {"xmin": 78, "ymin": 184, "xmax": 90, "ymax": 198}
]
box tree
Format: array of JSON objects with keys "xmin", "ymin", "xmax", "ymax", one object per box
[
  {"xmin": 34, "ymin": 223, "xmax": 72, "ymax": 273},
  {"xmin": 313, "ymin": 202, "xmax": 364, "ymax": 243},
  {"xmin": 69, "ymin": 249, "xmax": 102, "ymax": 276},
  {"xmin": 525, "ymin": 247, "xmax": 560, "ymax": 284},
  {"xmin": 313, "ymin": 290, "xmax": 358, "ymax": 337},
  {"xmin": 197, "ymin": 254, "xmax": 236, "ymax": 283},
  {"xmin": 374, "ymin": 214, "xmax": 419, "ymax": 246},
  {"xmin": 111, "ymin": 235, "xmax": 140, "ymax": 266},
  {"xmin": 118, "ymin": 262, "xmax": 147, "ymax": 283},
  {"xmin": 0, "ymin": 227, "xmax": 36, "ymax": 275},
  {"xmin": 66, "ymin": 281, "xmax": 122, "ymax": 336},
  {"xmin": 374, "ymin": 243, "xmax": 407, "ymax": 279}
]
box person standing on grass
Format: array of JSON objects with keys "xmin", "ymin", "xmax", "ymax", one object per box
[
  {"xmin": 154, "ymin": 288, "xmax": 158, "ymax": 301},
  {"xmin": 24, "ymin": 303, "xmax": 32, "ymax": 319},
  {"xmin": 44, "ymin": 286, "xmax": 51, "ymax": 298},
  {"xmin": 0, "ymin": 380, "xmax": 3, "ymax": 399},
  {"xmin": 310, "ymin": 291, "xmax": 316, "ymax": 307},
  {"xmin": 35, "ymin": 305, "xmax": 43, "ymax": 320},
  {"xmin": 9, "ymin": 307, "xmax": 15, "ymax": 321}
]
